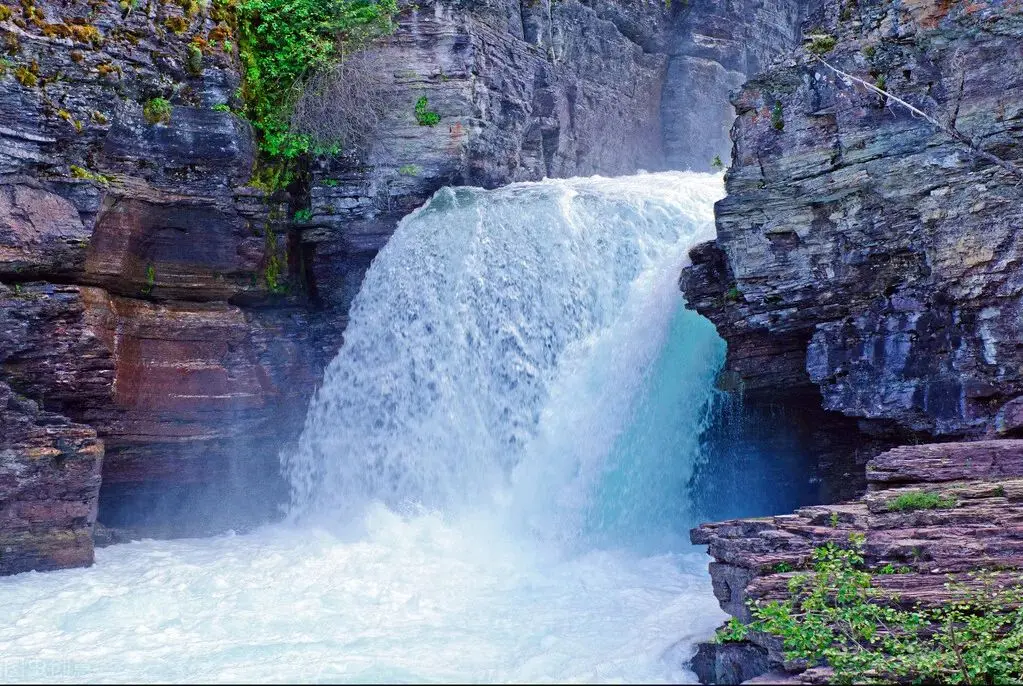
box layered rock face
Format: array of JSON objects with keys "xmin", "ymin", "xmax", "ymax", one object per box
[
  {"xmin": 682, "ymin": 0, "xmax": 1023, "ymax": 681},
  {"xmin": 681, "ymin": 0, "xmax": 1023, "ymax": 440},
  {"xmin": 690, "ymin": 440, "xmax": 1023, "ymax": 684},
  {"xmin": 0, "ymin": 0, "xmax": 321, "ymax": 570},
  {"xmin": 662, "ymin": 0, "xmax": 819, "ymax": 170}
]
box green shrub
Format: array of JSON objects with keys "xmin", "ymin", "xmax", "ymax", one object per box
[
  {"xmin": 398, "ymin": 163, "xmax": 420, "ymax": 176},
  {"xmin": 293, "ymin": 208, "xmax": 311, "ymax": 222},
  {"xmin": 143, "ymin": 97, "xmax": 172, "ymax": 124},
  {"xmin": 414, "ymin": 96, "xmax": 440, "ymax": 126},
  {"xmin": 718, "ymin": 538, "xmax": 1023, "ymax": 684},
  {"xmin": 234, "ymin": 0, "xmax": 397, "ymax": 158},
  {"xmin": 806, "ymin": 34, "xmax": 837, "ymax": 56},
  {"xmin": 886, "ymin": 491, "xmax": 958, "ymax": 512},
  {"xmin": 771, "ymin": 101, "xmax": 784, "ymax": 131}
]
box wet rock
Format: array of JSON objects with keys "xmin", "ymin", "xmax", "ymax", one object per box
[
  {"xmin": 690, "ymin": 641, "xmax": 771, "ymax": 685},
  {"xmin": 0, "ymin": 381, "xmax": 103, "ymax": 574}
]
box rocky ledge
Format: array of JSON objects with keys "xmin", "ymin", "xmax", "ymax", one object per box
[{"xmin": 689, "ymin": 439, "xmax": 1023, "ymax": 684}]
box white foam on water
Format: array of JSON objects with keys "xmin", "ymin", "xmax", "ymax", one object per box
[
  {"xmin": 0, "ymin": 172, "xmax": 728, "ymax": 683},
  {"xmin": 0, "ymin": 512, "xmax": 723, "ymax": 683}
]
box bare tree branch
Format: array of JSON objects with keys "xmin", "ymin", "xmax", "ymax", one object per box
[
  {"xmin": 290, "ymin": 46, "xmax": 389, "ymax": 155},
  {"xmin": 813, "ymin": 54, "xmax": 1023, "ymax": 182}
]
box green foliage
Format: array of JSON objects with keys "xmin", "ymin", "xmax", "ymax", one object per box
[
  {"xmin": 725, "ymin": 285, "xmax": 743, "ymax": 302},
  {"xmin": 70, "ymin": 165, "xmax": 112, "ymax": 185},
  {"xmin": 414, "ymin": 96, "xmax": 440, "ymax": 126},
  {"xmin": 398, "ymin": 163, "xmax": 420, "ymax": 176},
  {"xmin": 771, "ymin": 101, "xmax": 784, "ymax": 131},
  {"xmin": 716, "ymin": 617, "xmax": 749, "ymax": 643},
  {"xmin": 234, "ymin": 0, "xmax": 397, "ymax": 158},
  {"xmin": 141, "ymin": 264, "xmax": 156, "ymax": 295},
  {"xmin": 806, "ymin": 34, "xmax": 837, "ymax": 56},
  {"xmin": 293, "ymin": 208, "xmax": 312, "ymax": 222},
  {"xmin": 186, "ymin": 43, "xmax": 204, "ymax": 75},
  {"xmin": 887, "ymin": 491, "xmax": 958, "ymax": 512},
  {"xmin": 720, "ymin": 537, "xmax": 1023, "ymax": 684},
  {"xmin": 263, "ymin": 227, "xmax": 287, "ymax": 294},
  {"xmin": 710, "ymin": 155, "xmax": 724, "ymax": 170},
  {"xmin": 774, "ymin": 561, "xmax": 795, "ymax": 573},
  {"xmin": 212, "ymin": 103, "xmax": 232, "ymax": 112},
  {"xmin": 830, "ymin": 512, "xmax": 840, "ymax": 528},
  {"xmin": 143, "ymin": 97, "xmax": 172, "ymax": 125}
]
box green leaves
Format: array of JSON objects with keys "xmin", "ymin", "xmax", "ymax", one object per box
[
  {"xmin": 722, "ymin": 537, "xmax": 1023, "ymax": 684},
  {"xmin": 414, "ymin": 96, "xmax": 440, "ymax": 126},
  {"xmin": 235, "ymin": 0, "xmax": 397, "ymax": 158},
  {"xmin": 886, "ymin": 491, "xmax": 958, "ymax": 512}
]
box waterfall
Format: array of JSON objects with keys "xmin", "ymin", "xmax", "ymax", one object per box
[
  {"xmin": 286, "ymin": 172, "xmax": 726, "ymax": 544},
  {"xmin": 0, "ymin": 172, "xmax": 733, "ymax": 684}
]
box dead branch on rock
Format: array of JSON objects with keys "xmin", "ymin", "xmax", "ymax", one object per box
[
  {"xmin": 290, "ymin": 46, "xmax": 389, "ymax": 155},
  {"xmin": 813, "ymin": 55, "xmax": 1023, "ymax": 182}
]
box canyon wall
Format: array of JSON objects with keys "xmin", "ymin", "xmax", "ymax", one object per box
[{"xmin": 682, "ymin": 0, "xmax": 1023, "ymax": 441}]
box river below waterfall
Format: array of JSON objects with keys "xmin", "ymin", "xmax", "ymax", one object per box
[{"xmin": 1, "ymin": 173, "xmax": 735, "ymax": 683}]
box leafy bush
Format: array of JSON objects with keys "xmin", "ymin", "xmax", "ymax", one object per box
[
  {"xmin": 887, "ymin": 491, "xmax": 958, "ymax": 512},
  {"xmin": 143, "ymin": 97, "xmax": 173, "ymax": 125},
  {"xmin": 234, "ymin": 0, "xmax": 397, "ymax": 158},
  {"xmin": 771, "ymin": 101, "xmax": 784, "ymax": 131},
  {"xmin": 414, "ymin": 96, "xmax": 440, "ymax": 126},
  {"xmin": 718, "ymin": 538, "xmax": 1023, "ymax": 684},
  {"xmin": 806, "ymin": 34, "xmax": 837, "ymax": 56}
]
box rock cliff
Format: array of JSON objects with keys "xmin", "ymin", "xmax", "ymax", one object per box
[
  {"xmin": 682, "ymin": 0, "xmax": 1023, "ymax": 681},
  {"xmin": 681, "ymin": 0, "xmax": 1023, "ymax": 440}
]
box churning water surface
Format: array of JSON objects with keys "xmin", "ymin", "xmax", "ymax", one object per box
[{"xmin": 1, "ymin": 172, "xmax": 731, "ymax": 683}]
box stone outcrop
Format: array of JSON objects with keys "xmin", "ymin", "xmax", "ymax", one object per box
[
  {"xmin": 681, "ymin": 0, "xmax": 1023, "ymax": 440},
  {"xmin": 0, "ymin": 380, "xmax": 102, "ymax": 575},
  {"xmin": 690, "ymin": 440, "xmax": 1023, "ymax": 684}
]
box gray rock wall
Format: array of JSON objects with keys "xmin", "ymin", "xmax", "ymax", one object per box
[{"xmin": 681, "ymin": 0, "xmax": 1023, "ymax": 438}]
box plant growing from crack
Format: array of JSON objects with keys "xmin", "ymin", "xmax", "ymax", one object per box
[{"xmin": 718, "ymin": 535, "xmax": 1023, "ymax": 684}]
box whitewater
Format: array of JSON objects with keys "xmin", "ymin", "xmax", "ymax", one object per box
[{"xmin": 0, "ymin": 172, "xmax": 729, "ymax": 683}]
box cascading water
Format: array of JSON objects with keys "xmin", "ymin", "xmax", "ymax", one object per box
[{"xmin": 0, "ymin": 172, "xmax": 732, "ymax": 684}]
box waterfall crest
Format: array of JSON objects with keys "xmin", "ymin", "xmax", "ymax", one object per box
[{"xmin": 285, "ymin": 172, "xmax": 726, "ymax": 540}]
